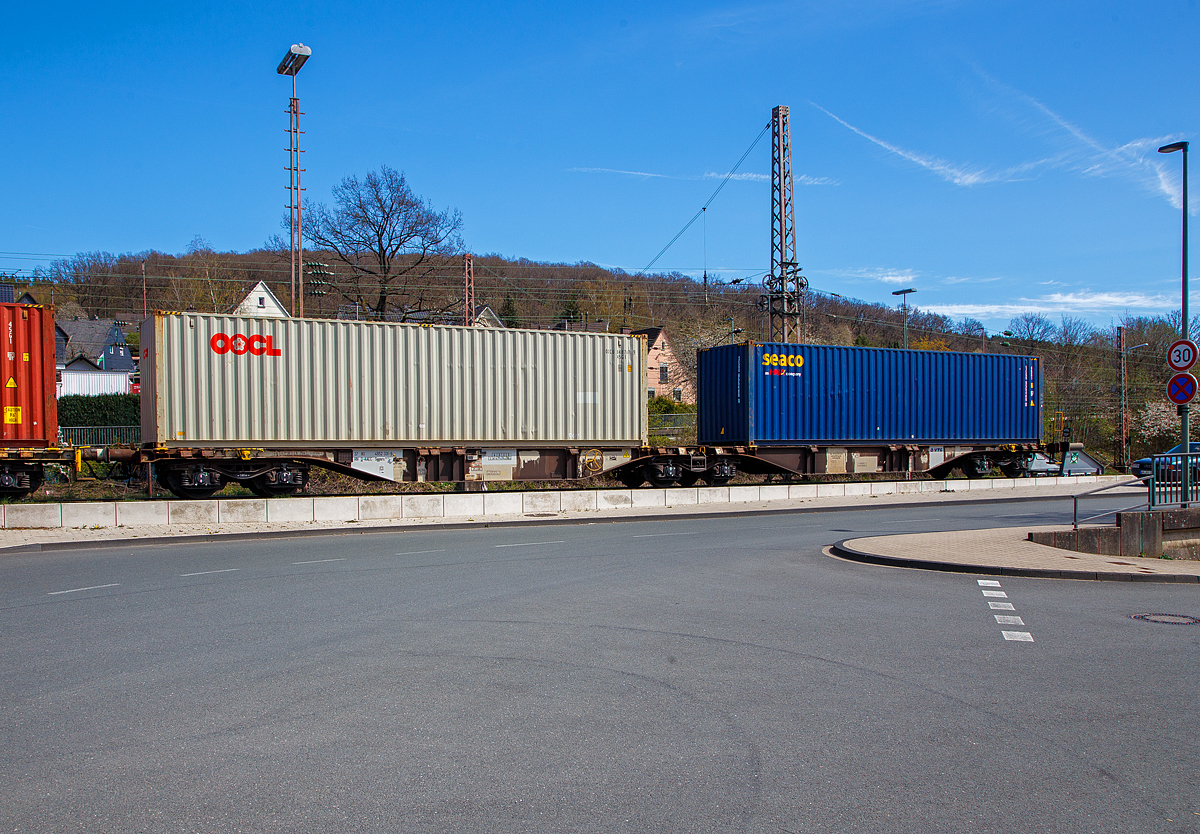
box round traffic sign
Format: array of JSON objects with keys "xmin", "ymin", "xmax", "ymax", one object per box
[
  {"xmin": 1167, "ymin": 372, "xmax": 1198, "ymax": 405},
  {"xmin": 1167, "ymin": 339, "xmax": 1198, "ymax": 372}
]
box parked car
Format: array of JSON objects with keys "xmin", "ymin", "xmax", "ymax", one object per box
[{"xmin": 1130, "ymin": 442, "xmax": 1200, "ymax": 481}]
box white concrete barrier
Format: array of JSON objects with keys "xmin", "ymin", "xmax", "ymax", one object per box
[{"xmin": 0, "ymin": 476, "xmax": 1130, "ymax": 530}]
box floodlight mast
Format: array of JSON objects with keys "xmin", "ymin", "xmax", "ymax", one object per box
[{"xmin": 277, "ymin": 44, "xmax": 311, "ymax": 317}]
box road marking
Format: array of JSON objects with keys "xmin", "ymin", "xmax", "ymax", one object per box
[
  {"xmin": 495, "ymin": 541, "xmax": 566, "ymax": 548},
  {"xmin": 977, "ymin": 580, "xmax": 1002, "ymax": 587},
  {"xmin": 880, "ymin": 518, "xmax": 929, "ymax": 524},
  {"xmin": 395, "ymin": 550, "xmax": 447, "ymax": 556},
  {"xmin": 1002, "ymin": 631, "xmax": 1034, "ymax": 642},
  {"xmin": 631, "ymin": 532, "xmax": 700, "ymax": 538},
  {"xmin": 982, "ymin": 590, "xmax": 1009, "ymax": 598},
  {"xmin": 995, "ymin": 615, "xmax": 1025, "ymax": 625},
  {"xmin": 48, "ymin": 583, "xmax": 120, "ymax": 596},
  {"xmin": 179, "ymin": 569, "xmax": 240, "ymax": 577},
  {"xmin": 292, "ymin": 558, "xmax": 346, "ymax": 564},
  {"xmin": 988, "ymin": 601, "xmax": 1016, "ymax": 610}
]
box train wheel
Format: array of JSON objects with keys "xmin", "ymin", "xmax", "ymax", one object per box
[
  {"xmin": 0, "ymin": 465, "xmax": 42, "ymax": 501},
  {"xmin": 617, "ymin": 468, "xmax": 645, "ymax": 488},
  {"xmin": 677, "ymin": 470, "xmax": 702, "ymax": 487},
  {"xmin": 160, "ymin": 466, "xmax": 223, "ymax": 500},
  {"xmin": 248, "ymin": 475, "xmax": 302, "ymax": 498},
  {"xmin": 643, "ymin": 466, "xmax": 677, "ymax": 488}
]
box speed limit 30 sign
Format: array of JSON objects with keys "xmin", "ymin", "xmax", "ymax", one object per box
[{"xmin": 1167, "ymin": 339, "xmax": 1198, "ymax": 372}]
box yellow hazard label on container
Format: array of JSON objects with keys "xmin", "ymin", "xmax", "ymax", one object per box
[
  {"xmin": 22, "ymin": 353, "xmax": 28, "ymax": 361},
  {"xmin": 4, "ymin": 377, "xmax": 14, "ymax": 389},
  {"xmin": 4, "ymin": 406, "xmax": 21, "ymax": 424}
]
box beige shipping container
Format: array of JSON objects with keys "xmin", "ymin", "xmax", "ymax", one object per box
[{"xmin": 140, "ymin": 313, "xmax": 648, "ymax": 448}]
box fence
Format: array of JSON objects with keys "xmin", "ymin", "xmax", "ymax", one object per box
[
  {"xmin": 1148, "ymin": 452, "xmax": 1200, "ymax": 508},
  {"xmin": 59, "ymin": 426, "xmax": 141, "ymax": 447}
]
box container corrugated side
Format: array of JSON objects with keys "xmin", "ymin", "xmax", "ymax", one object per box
[
  {"xmin": 698, "ymin": 342, "xmax": 1041, "ymax": 445},
  {"xmin": 0, "ymin": 303, "xmax": 57, "ymax": 446},
  {"xmin": 142, "ymin": 314, "xmax": 647, "ymax": 447}
]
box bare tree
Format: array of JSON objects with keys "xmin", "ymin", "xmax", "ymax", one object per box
[
  {"xmin": 304, "ymin": 165, "xmax": 464, "ymax": 319},
  {"xmin": 1008, "ymin": 312, "xmax": 1057, "ymax": 347}
]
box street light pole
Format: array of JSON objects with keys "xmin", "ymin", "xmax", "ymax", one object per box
[
  {"xmin": 1160, "ymin": 140, "xmax": 1189, "ymax": 501},
  {"xmin": 891, "ymin": 288, "xmax": 916, "ymax": 348},
  {"xmin": 277, "ymin": 43, "xmax": 311, "ymax": 318}
]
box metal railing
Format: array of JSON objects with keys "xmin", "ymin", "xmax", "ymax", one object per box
[
  {"xmin": 1073, "ymin": 477, "xmax": 1148, "ymax": 529},
  {"xmin": 59, "ymin": 426, "xmax": 141, "ymax": 447},
  {"xmin": 1147, "ymin": 452, "xmax": 1200, "ymax": 508}
]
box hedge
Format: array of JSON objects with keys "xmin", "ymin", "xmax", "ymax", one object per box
[{"xmin": 57, "ymin": 394, "xmax": 140, "ymax": 426}]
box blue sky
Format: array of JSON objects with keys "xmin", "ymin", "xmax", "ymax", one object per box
[{"xmin": 2, "ymin": 0, "xmax": 1196, "ymax": 331}]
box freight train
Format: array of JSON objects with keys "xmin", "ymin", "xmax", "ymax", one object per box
[{"xmin": 0, "ymin": 304, "xmax": 1098, "ymax": 501}]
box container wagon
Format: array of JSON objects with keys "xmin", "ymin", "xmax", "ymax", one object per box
[
  {"xmin": 139, "ymin": 312, "xmax": 649, "ymax": 498},
  {"xmin": 616, "ymin": 341, "xmax": 1068, "ymax": 487}
]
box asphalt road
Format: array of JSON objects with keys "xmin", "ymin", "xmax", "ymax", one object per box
[{"xmin": 1, "ymin": 496, "xmax": 1197, "ymax": 834}]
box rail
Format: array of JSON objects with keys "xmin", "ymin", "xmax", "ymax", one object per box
[
  {"xmin": 1072, "ymin": 477, "xmax": 1148, "ymax": 529},
  {"xmin": 59, "ymin": 426, "xmax": 141, "ymax": 447},
  {"xmin": 1147, "ymin": 452, "xmax": 1200, "ymax": 509}
]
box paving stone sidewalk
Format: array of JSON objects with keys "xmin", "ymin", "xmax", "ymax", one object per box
[{"xmin": 834, "ymin": 526, "xmax": 1200, "ymax": 582}]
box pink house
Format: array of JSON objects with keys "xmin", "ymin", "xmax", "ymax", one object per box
[{"xmin": 632, "ymin": 326, "xmax": 695, "ymax": 404}]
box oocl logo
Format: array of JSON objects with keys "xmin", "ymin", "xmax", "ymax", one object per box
[{"xmin": 210, "ymin": 332, "xmax": 282, "ymax": 357}]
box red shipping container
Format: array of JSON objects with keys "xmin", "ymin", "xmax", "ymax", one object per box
[{"xmin": 0, "ymin": 303, "xmax": 57, "ymax": 447}]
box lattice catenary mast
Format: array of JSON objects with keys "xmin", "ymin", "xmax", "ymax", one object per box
[{"xmin": 759, "ymin": 105, "xmax": 807, "ymax": 343}]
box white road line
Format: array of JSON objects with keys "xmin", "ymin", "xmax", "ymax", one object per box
[
  {"xmin": 495, "ymin": 541, "xmax": 566, "ymax": 548},
  {"xmin": 631, "ymin": 532, "xmax": 700, "ymax": 538},
  {"xmin": 880, "ymin": 519, "xmax": 929, "ymax": 524},
  {"xmin": 982, "ymin": 590, "xmax": 1009, "ymax": 598},
  {"xmin": 395, "ymin": 550, "xmax": 447, "ymax": 556},
  {"xmin": 977, "ymin": 580, "xmax": 1002, "ymax": 587},
  {"xmin": 48, "ymin": 583, "xmax": 120, "ymax": 596},
  {"xmin": 988, "ymin": 601, "xmax": 1016, "ymax": 610},
  {"xmin": 292, "ymin": 558, "xmax": 346, "ymax": 565},
  {"xmin": 179, "ymin": 569, "xmax": 240, "ymax": 577},
  {"xmin": 1002, "ymin": 631, "xmax": 1034, "ymax": 642},
  {"xmin": 995, "ymin": 615, "xmax": 1025, "ymax": 625}
]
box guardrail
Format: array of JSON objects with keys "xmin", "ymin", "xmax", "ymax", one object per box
[
  {"xmin": 1148, "ymin": 452, "xmax": 1200, "ymax": 508},
  {"xmin": 1073, "ymin": 477, "xmax": 1148, "ymax": 529},
  {"xmin": 59, "ymin": 426, "xmax": 141, "ymax": 447}
]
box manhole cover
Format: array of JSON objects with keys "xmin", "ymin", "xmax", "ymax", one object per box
[{"xmin": 1131, "ymin": 613, "xmax": 1200, "ymax": 626}]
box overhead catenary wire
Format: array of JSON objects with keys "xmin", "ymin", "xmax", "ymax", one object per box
[{"xmin": 633, "ymin": 121, "xmax": 772, "ymax": 278}]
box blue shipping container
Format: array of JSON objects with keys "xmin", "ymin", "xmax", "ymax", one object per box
[{"xmin": 697, "ymin": 343, "xmax": 1041, "ymax": 446}]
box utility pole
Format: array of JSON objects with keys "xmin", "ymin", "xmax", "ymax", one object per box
[
  {"xmin": 1117, "ymin": 326, "xmax": 1128, "ymax": 472},
  {"xmin": 758, "ymin": 105, "xmax": 807, "ymax": 343},
  {"xmin": 463, "ymin": 254, "xmax": 474, "ymax": 326}
]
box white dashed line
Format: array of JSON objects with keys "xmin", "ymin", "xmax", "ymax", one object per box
[
  {"xmin": 48, "ymin": 583, "xmax": 120, "ymax": 596},
  {"xmin": 631, "ymin": 532, "xmax": 700, "ymax": 538},
  {"xmin": 179, "ymin": 569, "xmax": 240, "ymax": 577},
  {"xmin": 395, "ymin": 550, "xmax": 447, "ymax": 556},
  {"xmin": 292, "ymin": 558, "xmax": 346, "ymax": 564},
  {"xmin": 495, "ymin": 541, "xmax": 565, "ymax": 548},
  {"xmin": 977, "ymin": 581, "xmax": 1034, "ymax": 642}
]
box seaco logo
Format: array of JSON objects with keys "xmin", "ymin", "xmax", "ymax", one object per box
[{"xmin": 210, "ymin": 332, "xmax": 282, "ymax": 357}]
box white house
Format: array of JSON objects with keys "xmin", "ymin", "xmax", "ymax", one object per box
[{"xmin": 232, "ymin": 282, "xmax": 290, "ymax": 318}]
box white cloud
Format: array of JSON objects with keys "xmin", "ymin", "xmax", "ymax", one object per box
[
  {"xmin": 925, "ymin": 290, "xmax": 1173, "ymax": 320},
  {"xmin": 826, "ymin": 266, "xmax": 921, "ymax": 285},
  {"xmin": 704, "ymin": 171, "xmax": 768, "ymax": 182},
  {"xmin": 810, "ymin": 103, "xmax": 1050, "ymax": 186},
  {"xmin": 568, "ymin": 167, "xmax": 673, "ymax": 179}
]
